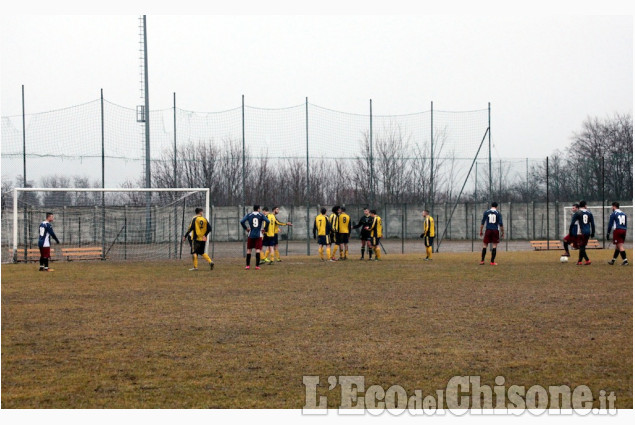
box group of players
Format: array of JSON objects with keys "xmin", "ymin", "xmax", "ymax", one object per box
[
  {"xmin": 32, "ymin": 200, "xmax": 628, "ymax": 272},
  {"xmin": 561, "ymin": 200, "xmax": 629, "ymax": 266}
]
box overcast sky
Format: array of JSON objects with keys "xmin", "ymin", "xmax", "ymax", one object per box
[{"xmin": 1, "ymin": 12, "xmax": 632, "ymax": 160}]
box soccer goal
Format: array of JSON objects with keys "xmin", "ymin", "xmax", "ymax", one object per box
[
  {"xmin": 562, "ymin": 204, "xmax": 633, "ymax": 239},
  {"xmin": 7, "ymin": 188, "xmax": 210, "ymax": 263}
]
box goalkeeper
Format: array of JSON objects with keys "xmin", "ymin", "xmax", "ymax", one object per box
[{"xmin": 182, "ymin": 207, "xmax": 214, "ymax": 271}]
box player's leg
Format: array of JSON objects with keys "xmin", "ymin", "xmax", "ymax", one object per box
[
  {"xmin": 490, "ymin": 243, "xmax": 498, "ymax": 265},
  {"xmin": 481, "ymin": 243, "xmax": 487, "ymax": 264},
  {"xmin": 374, "ymin": 239, "xmax": 381, "ymax": 260},
  {"xmin": 360, "ymin": 238, "xmax": 365, "ymax": 259},
  {"xmin": 367, "ymin": 240, "xmax": 373, "ymax": 260},
  {"xmin": 319, "ymin": 244, "xmax": 324, "ymax": 260},
  {"xmin": 562, "ymin": 235, "xmax": 571, "ymax": 257},
  {"xmin": 39, "ymin": 247, "xmax": 44, "ymax": 271},
  {"xmin": 246, "ymin": 246, "xmax": 252, "ymax": 269},
  {"xmin": 255, "ymin": 249, "xmax": 261, "ymax": 267},
  {"xmin": 274, "ymin": 237, "xmax": 281, "ymax": 261},
  {"xmin": 42, "ymin": 247, "xmax": 52, "ymax": 271},
  {"xmin": 191, "ymin": 254, "xmax": 198, "ymax": 270}
]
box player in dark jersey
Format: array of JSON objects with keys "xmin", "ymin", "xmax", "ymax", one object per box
[
  {"xmin": 38, "ymin": 212, "xmax": 60, "ymax": 272},
  {"xmin": 353, "ymin": 207, "xmax": 374, "ymax": 260},
  {"xmin": 607, "ymin": 201, "xmax": 629, "ymax": 265},
  {"xmin": 562, "ymin": 203, "xmax": 581, "ymax": 257},
  {"xmin": 240, "ymin": 205, "xmax": 270, "ymax": 270},
  {"xmin": 479, "ymin": 202, "xmax": 504, "ymax": 265},
  {"xmin": 569, "ymin": 200, "xmax": 595, "ymax": 265}
]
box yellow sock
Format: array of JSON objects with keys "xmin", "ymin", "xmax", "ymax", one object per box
[
  {"xmin": 344, "ymin": 249, "xmax": 348, "ymax": 259},
  {"xmin": 262, "ymin": 250, "xmax": 269, "ymax": 260},
  {"xmin": 326, "ymin": 247, "xmax": 331, "ymax": 259},
  {"xmin": 375, "ymin": 247, "xmax": 381, "ymax": 259},
  {"xmin": 319, "ymin": 246, "xmax": 324, "ymax": 260},
  {"xmin": 193, "ymin": 255, "xmax": 198, "ymax": 268},
  {"xmin": 202, "ymin": 253, "xmax": 212, "ymax": 264},
  {"xmin": 426, "ymin": 246, "xmax": 432, "ymax": 258},
  {"xmin": 332, "ymin": 245, "xmax": 338, "ymax": 258},
  {"xmin": 275, "ymin": 248, "xmax": 280, "ymax": 261}
]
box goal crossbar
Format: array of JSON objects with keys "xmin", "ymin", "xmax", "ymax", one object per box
[{"xmin": 12, "ymin": 187, "xmax": 210, "ymax": 262}]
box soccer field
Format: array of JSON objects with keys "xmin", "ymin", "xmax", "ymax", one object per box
[{"xmin": 1, "ymin": 250, "xmax": 632, "ymax": 408}]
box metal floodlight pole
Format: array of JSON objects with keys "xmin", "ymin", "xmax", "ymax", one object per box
[
  {"xmin": 241, "ymin": 94, "xmax": 246, "ymax": 257},
  {"xmin": 173, "ymin": 92, "xmax": 178, "ymax": 258},
  {"xmin": 101, "ymin": 89, "xmax": 106, "ymax": 259},
  {"xmin": 21, "ymin": 85, "xmax": 27, "ymax": 261},
  {"xmin": 602, "ymin": 156, "xmax": 605, "ymax": 249},
  {"xmin": 369, "ymin": 99, "xmax": 374, "ymax": 206},
  {"xmin": 488, "ymin": 102, "xmax": 492, "ymax": 199},
  {"xmin": 430, "ymin": 101, "xmax": 434, "ymax": 210},
  {"xmin": 546, "ymin": 156, "xmax": 550, "ymax": 249},
  {"xmin": 305, "ymin": 97, "xmax": 310, "ymax": 256},
  {"xmin": 142, "ymin": 15, "xmax": 152, "ymax": 244}
]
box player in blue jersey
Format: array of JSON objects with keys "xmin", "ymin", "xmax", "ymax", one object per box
[
  {"xmin": 240, "ymin": 205, "xmax": 270, "ymax": 270},
  {"xmin": 607, "ymin": 201, "xmax": 628, "ymax": 266},
  {"xmin": 562, "ymin": 203, "xmax": 581, "ymax": 257},
  {"xmin": 569, "ymin": 200, "xmax": 595, "ymax": 265},
  {"xmin": 38, "ymin": 212, "xmax": 60, "ymax": 272},
  {"xmin": 479, "ymin": 202, "xmax": 504, "ymax": 265}
]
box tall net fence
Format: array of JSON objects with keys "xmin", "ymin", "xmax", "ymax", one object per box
[{"xmin": 1, "ymin": 98, "xmax": 632, "ymax": 262}]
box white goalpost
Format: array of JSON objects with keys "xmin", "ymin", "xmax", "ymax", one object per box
[{"xmin": 10, "ymin": 187, "xmax": 210, "ymax": 263}]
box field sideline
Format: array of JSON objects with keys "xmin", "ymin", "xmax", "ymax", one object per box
[{"xmin": 1, "ymin": 250, "xmax": 632, "ymax": 408}]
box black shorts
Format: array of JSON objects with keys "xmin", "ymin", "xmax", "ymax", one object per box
[
  {"xmin": 424, "ymin": 236, "xmax": 434, "ymax": 248},
  {"xmin": 273, "ymin": 234, "xmax": 279, "ymax": 245},
  {"xmin": 371, "ymin": 236, "xmax": 381, "ymax": 247},
  {"xmin": 191, "ymin": 240, "xmax": 206, "ymax": 255},
  {"xmin": 263, "ymin": 235, "xmax": 276, "ymax": 247},
  {"xmin": 317, "ymin": 235, "xmax": 330, "ymax": 245},
  {"xmin": 360, "ymin": 230, "xmax": 371, "ymax": 241},
  {"xmin": 338, "ymin": 233, "xmax": 349, "ymax": 244}
]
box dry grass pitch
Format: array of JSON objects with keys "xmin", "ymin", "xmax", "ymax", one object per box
[{"xmin": 1, "ymin": 249, "xmax": 632, "ymax": 408}]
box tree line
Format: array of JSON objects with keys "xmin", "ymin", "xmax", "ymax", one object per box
[{"xmin": 2, "ymin": 113, "xmax": 631, "ymax": 209}]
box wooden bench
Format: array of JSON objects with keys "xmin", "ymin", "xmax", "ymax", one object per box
[
  {"xmin": 61, "ymin": 247, "xmax": 105, "ymax": 261},
  {"xmin": 7, "ymin": 248, "xmax": 55, "ymax": 262},
  {"xmin": 530, "ymin": 239, "xmax": 602, "ymax": 250},
  {"xmin": 530, "ymin": 240, "xmax": 563, "ymax": 250}
]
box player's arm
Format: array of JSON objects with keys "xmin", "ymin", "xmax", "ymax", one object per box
[
  {"xmin": 48, "ymin": 224, "xmax": 60, "ymax": 244},
  {"xmin": 240, "ymin": 214, "xmax": 251, "ymax": 236},
  {"xmin": 607, "ymin": 213, "xmax": 615, "ymax": 240},
  {"xmin": 183, "ymin": 217, "xmax": 195, "ymax": 241},
  {"xmin": 568, "ymin": 212, "xmax": 579, "ymax": 237},
  {"xmin": 498, "ymin": 213, "xmax": 505, "ymax": 238},
  {"xmin": 420, "ymin": 218, "xmax": 426, "ymax": 238},
  {"xmin": 313, "ymin": 218, "xmax": 317, "ymax": 239},
  {"xmin": 352, "ymin": 217, "xmax": 364, "ymax": 229},
  {"xmin": 590, "ymin": 214, "xmax": 595, "ymax": 238},
  {"xmin": 479, "ymin": 212, "xmax": 486, "ymax": 236}
]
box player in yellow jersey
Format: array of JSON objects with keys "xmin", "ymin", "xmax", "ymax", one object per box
[
  {"xmin": 313, "ymin": 207, "xmax": 332, "ymax": 261},
  {"xmin": 368, "ymin": 209, "xmax": 383, "ymax": 261},
  {"xmin": 420, "ymin": 209, "xmax": 435, "ymax": 261},
  {"xmin": 182, "ymin": 207, "xmax": 214, "ymax": 271},
  {"xmin": 328, "ymin": 206, "xmax": 340, "ymax": 261},
  {"xmin": 337, "ymin": 207, "xmax": 351, "ymax": 260},
  {"xmin": 262, "ymin": 206, "xmax": 292, "ymax": 264}
]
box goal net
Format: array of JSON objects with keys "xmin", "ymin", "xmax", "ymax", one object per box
[
  {"xmin": 3, "ymin": 188, "xmax": 209, "ymax": 263},
  {"xmin": 562, "ymin": 204, "xmax": 633, "ymax": 240}
]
